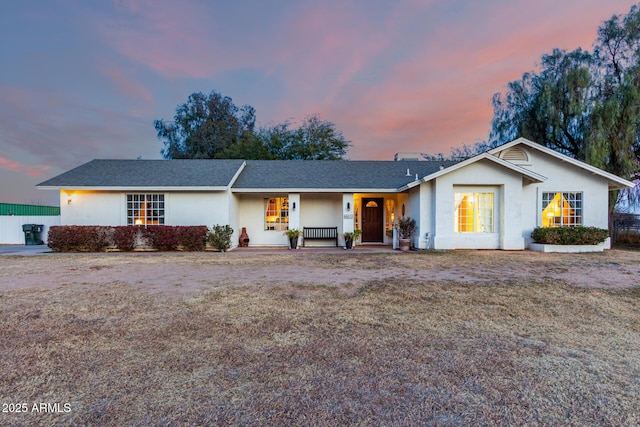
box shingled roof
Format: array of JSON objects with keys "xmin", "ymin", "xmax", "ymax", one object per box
[
  {"xmin": 37, "ymin": 159, "xmax": 245, "ymax": 188},
  {"xmin": 233, "ymin": 160, "xmax": 460, "ymax": 190},
  {"xmin": 37, "ymin": 159, "xmax": 461, "ymax": 190}
]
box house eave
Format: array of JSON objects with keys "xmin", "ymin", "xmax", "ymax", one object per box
[
  {"xmin": 36, "ymin": 186, "xmax": 229, "ymax": 192},
  {"xmin": 231, "ymin": 187, "xmax": 401, "ymax": 194}
]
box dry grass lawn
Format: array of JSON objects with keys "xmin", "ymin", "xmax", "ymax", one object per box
[{"xmin": 1, "ymin": 249, "xmax": 639, "ymax": 426}]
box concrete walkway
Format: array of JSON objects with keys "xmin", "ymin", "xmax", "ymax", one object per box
[{"xmin": 0, "ymin": 245, "xmax": 52, "ymax": 256}]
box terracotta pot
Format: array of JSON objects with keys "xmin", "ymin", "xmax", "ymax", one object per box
[
  {"xmin": 239, "ymin": 227, "xmax": 250, "ymax": 247},
  {"xmin": 399, "ymin": 238, "xmax": 411, "ymax": 251}
]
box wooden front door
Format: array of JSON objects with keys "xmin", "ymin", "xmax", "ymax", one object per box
[{"xmin": 362, "ymin": 198, "xmax": 384, "ymax": 242}]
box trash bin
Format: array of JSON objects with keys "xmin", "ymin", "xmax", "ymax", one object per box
[{"xmin": 22, "ymin": 224, "xmax": 44, "ymax": 245}]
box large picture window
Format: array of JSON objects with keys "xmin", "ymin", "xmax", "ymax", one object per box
[
  {"xmin": 127, "ymin": 194, "xmax": 164, "ymax": 225},
  {"xmin": 265, "ymin": 197, "xmax": 289, "ymax": 231},
  {"xmin": 542, "ymin": 192, "xmax": 582, "ymax": 227},
  {"xmin": 455, "ymin": 192, "xmax": 494, "ymax": 233}
]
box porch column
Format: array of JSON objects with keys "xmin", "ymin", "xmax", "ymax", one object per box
[
  {"xmin": 288, "ymin": 193, "xmax": 300, "ymax": 231},
  {"xmin": 342, "ymin": 194, "xmax": 355, "ymax": 242}
]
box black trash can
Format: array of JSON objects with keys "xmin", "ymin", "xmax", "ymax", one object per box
[{"xmin": 22, "ymin": 224, "xmax": 45, "ymax": 245}]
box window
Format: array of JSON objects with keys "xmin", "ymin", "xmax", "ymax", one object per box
[
  {"xmin": 385, "ymin": 199, "xmax": 395, "ymax": 234},
  {"xmin": 542, "ymin": 192, "xmax": 582, "ymax": 227},
  {"xmin": 265, "ymin": 197, "xmax": 289, "ymax": 230},
  {"xmin": 127, "ymin": 194, "xmax": 164, "ymax": 225},
  {"xmin": 455, "ymin": 192, "xmax": 494, "ymax": 233}
]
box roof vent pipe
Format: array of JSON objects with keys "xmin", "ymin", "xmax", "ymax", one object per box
[
  {"xmin": 415, "ymin": 173, "xmax": 418, "ymax": 180},
  {"xmin": 439, "ymin": 165, "xmax": 444, "ymax": 170},
  {"xmin": 406, "ymin": 168, "xmax": 411, "ymax": 176}
]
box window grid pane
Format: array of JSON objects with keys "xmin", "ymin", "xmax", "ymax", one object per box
[
  {"xmin": 126, "ymin": 194, "xmax": 165, "ymax": 226},
  {"xmin": 265, "ymin": 197, "xmax": 289, "ymax": 231},
  {"xmin": 541, "ymin": 192, "xmax": 582, "ymax": 227}
]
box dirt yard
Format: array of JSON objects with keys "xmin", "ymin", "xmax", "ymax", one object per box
[
  {"xmin": 2, "ymin": 248, "xmax": 639, "ymax": 294},
  {"xmin": 1, "ymin": 248, "xmax": 639, "ymax": 425}
]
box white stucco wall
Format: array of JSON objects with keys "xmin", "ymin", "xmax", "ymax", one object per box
[
  {"xmin": 237, "ymin": 194, "xmax": 288, "ymax": 246},
  {"xmin": 518, "ymin": 149, "xmax": 611, "ymax": 247},
  {"xmin": 60, "ymin": 191, "xmax": 123, "ymax": 225},
  {"xmin": 168, "ymin": 192, "xmax": 229, "ymax": 226},
  {"xmin": 236, "ymin": 193, "xmax": 342, "ymax": 247},
  {"xmin": 300, "ymin": 194, "xmax": 342, "ymax": 247},
  {"xmin": 60, "ymin": 190, "xmax": 229, "ymax": 227},
  {"xmin": 431, "ymin": 159, "xmax": 524, "ymax": 250}
]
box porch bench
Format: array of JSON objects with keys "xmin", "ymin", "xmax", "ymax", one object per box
[{"xmin": 303, "ymin": 227, "xmax": 339, "ymax": 247}]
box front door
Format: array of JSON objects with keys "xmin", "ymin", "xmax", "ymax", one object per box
[{"xmin": 362, "ymin": 198, "xmax": 384, "ymax": 242}]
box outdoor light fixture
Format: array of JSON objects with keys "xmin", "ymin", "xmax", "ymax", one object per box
[
  {"xmin": 292, "ymin": 202, "xmax": 296, "ymax": 212},
  {"xmin": 66, "ymin": 194, "xmax": 74, "ymax": 204},
  {"xmin": 346, "ymin": 202, "xmax": 351, "ymax": 211}
]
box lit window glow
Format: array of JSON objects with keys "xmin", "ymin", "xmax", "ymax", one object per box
[
  {"xmin": 542, "ymin": 192, "xmax": 582, "ymax": 227},
  {"xmin": 455, "ymin": 192, "xmax": 494, "ymax": 233},
  {"xmin": 265, "ymin": 197, "xmax": 289, "ymax": 231}
]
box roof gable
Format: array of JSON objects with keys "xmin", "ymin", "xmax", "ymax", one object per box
[
  {"xmin": 402, "ymin": 152, "xmax": 547, "ymax": 190},
  {"xmin": 489, "ymin": 138, "xmax": 635, "ymax": 190}
]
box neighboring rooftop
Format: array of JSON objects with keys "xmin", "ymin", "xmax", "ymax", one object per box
[{"xmin": 0, "ymin": 203, "xmax": 60, "ymax": 216}]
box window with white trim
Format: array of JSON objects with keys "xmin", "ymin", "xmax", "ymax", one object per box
[
  {"xmin": 127, "ymin": 194, "xmax": 165, "ymax": 225},
  {"xmin": 265, "ymin": 197, "xmax": 289, "ymax": 230},
  {"xmin": 541, "ymin": 192, "xmax": 582, "ymax": 227},
  {"xmin": 454, "ymin": 192, "xmax": 494, "ymax": 233}
]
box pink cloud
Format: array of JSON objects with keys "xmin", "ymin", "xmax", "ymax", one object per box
[
  {"xmin": 314, "ymin": 0, "xmax": 636, "ymax": 160},
  {"xmin": 0, "ymin": 157, "xmax": 51, "ymax": 178}
]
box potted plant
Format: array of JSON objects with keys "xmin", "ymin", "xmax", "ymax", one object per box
[
  {"xmin": 396, "ymin": 217, "xmax": 416, "ymax": 251},
  {"xmin": 342, "ymin": 229, "xmax": 362, "ymax": 249},
  {"xmin": 284, "ymin": 228, "xmax": 302, "ymax": 249}
]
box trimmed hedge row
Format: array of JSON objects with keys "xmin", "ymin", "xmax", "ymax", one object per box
[
  {"xmin": 47, "ymin": 225, "xmax": 209, "ymax": 252},
  {"xmin": 531, "ymin": 226, "xmax": 609, "ymax": 245},
  {"xmin": 47, "ymin": 226, "xmax": 111, "ymax": 252}
]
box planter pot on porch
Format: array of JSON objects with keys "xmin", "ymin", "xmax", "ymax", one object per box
[
  {"xmin": 289, "ymin": 237, "xmax": 298, "ymax": 250},
  {"xmin": 398, "ymin": 238, "xmax": 411, "ymax": 251},
  {"xmin": 345, "ymin": 238, "xmax": 353, "ymax": 249}
]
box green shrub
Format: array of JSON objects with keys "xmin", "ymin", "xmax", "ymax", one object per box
[
  {"xmin": 531, "ymin": 226, "xmax": 609, "ymax": 245},
  {"xmin": 48, "ymin": 226, "xmax": 111, "ymax": 252},
  {"xmin": 207, "ymin": 224, "xmax": 234, "ymax": 252}
]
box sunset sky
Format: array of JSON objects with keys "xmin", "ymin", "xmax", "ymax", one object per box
[{"xmin": 0, "ymin": 0, "xmax": 636, "ymax": 205}]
